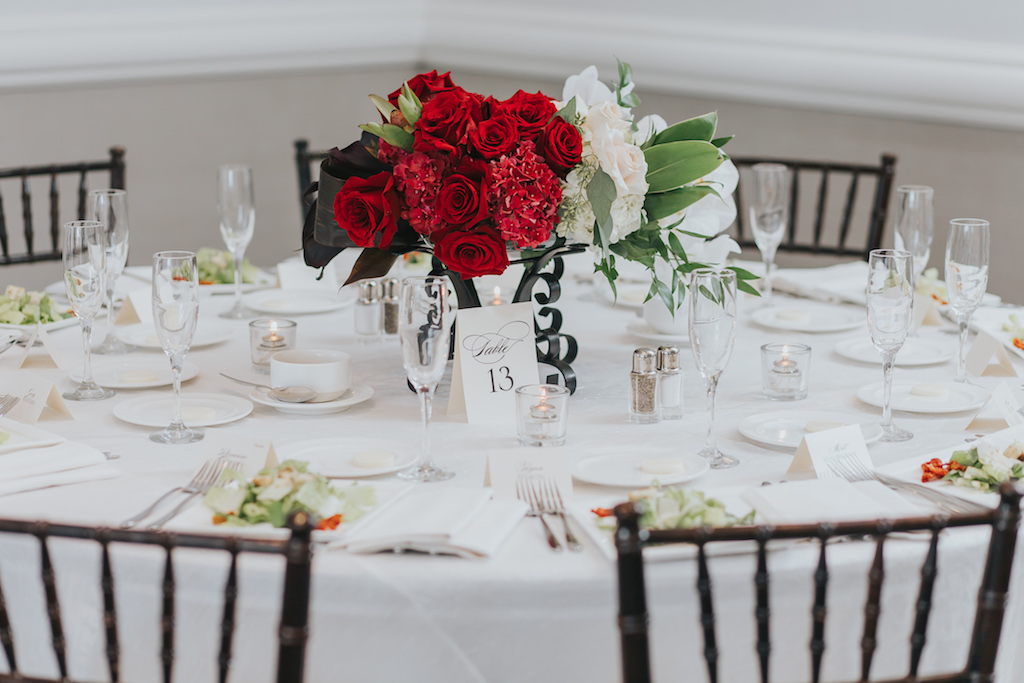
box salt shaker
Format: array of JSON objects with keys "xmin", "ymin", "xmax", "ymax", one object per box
[
  {"xmin": 656, "ymin": 345, "xmax": 683, "ymax": 420},
  {"xmin": 381, "ymin": 278, "xmax": 399, "ymax": 336},
  {"xmin": 354, "ymin": 280, "xmax": 382, "ymax": 341},
  {"xmin": 629, "ymin": 347, "xmax": 659, "ymax": 424}
]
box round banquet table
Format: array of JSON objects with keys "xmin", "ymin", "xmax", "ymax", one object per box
[{"xmin": 1, "ymin": 258, "xmax": 1023, "ymax": 683}]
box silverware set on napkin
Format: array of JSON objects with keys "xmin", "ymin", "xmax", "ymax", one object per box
[
  {"xmin": 0, "ymin": 394, "xmax": 20, "ymax": 417},
  {"xmin": 121, "ymin": 455, "xmax": 241, "ymax": 530},
  {"xmin": 516, "ymin": 475, "xmax": 582, "ymax": 552}
]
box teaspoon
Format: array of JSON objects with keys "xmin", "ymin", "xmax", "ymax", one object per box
[{"xmin": 219, "ymin": 373, "xmax": 318, "ymax": 403}]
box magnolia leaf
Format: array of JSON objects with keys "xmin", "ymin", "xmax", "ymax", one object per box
[
  {"xmin": 344, "ymin": 249, "xmax": 399, "ymax": 286},
  {"xmin": 645, "ymin": 141, "xmax": 725, "ymax": 193},
  {"xmin": 380, "ymin": 124, "xmax": 414, "ymax": 152},
  {"xmin": 401, "ymin": 81, "xmax": 422, "ymax": 108},
  {"xmin": 369, "ymin": 94, "xmax": 396, "ymax": 119},
  {"xmin": 587, "ymin": 169, "xmax": 617, "ymax": 258},
  {"xmin": 358, "ymin": 122, "xmax": 386, "ymax": 139},
  {"xmin": 650, "ymin": 112, "xmax": 717, "ymax": 145},
  {"xmin": 555, "ymin": 97, "xmax": 578, "ymax": 123},
  {"xmin": 711, "ymin": 135, "xmax": 734, "ymax": 148},
  {"xmin": 644, "ymin": 186, "xmax": 717, "ymax": 222},
  {"xmin": 398, "ymin": 93, "xmax": 420, "ymax": 126}
]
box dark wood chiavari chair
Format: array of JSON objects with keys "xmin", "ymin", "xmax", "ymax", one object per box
[{"xmin": 294, "ymin": 139, "xmax": 331, "ymax": 221}]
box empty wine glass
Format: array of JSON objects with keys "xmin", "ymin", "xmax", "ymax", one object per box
[
  {"xmin": 945, "ymin": 219, "xmax": 990, "ymax": 383},
  {"xmin": 62, "ymin": 221, "xmax": 115, "ymax": 401},
  {"xmin": 151, "ymin": 251, "xmax": 203, "ymax": 444},
  {"xmin": 893, "ymin": 185, "xmax": 934, "ymax": 284},
  {"xmin": 87, "ymin": 189, "xmax": 133, "ymax": 354},
  {"xmin": 689, "ymin": 268, "xmax": 738, "ymax": 469},
  {"xmin": 866, "ymin": 249, "xmax": 914, "ymax": 442},
  {"xmin": 749, "ymin": 163, "xmax": 789, "ymax": 306},
  {"xmin": 398, "ymin": 276, "xmax": 455, "ymax": 482},
  {"xmin": 217, "ymin": 164, "xmax": 255, "ymax": 319}
]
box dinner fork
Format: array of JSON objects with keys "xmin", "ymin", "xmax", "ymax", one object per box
[
  {"xmin": 0, "ymin": 394, "xmax": 20, "ymax": 417},
  {"xmin": 516, "ymin": 476, "xmax": 562, "ymax": 552},
  {"xmin": 539, "ymin": 478, "xmax": 582, "ymax": 552},
  {"xmin": 828, "ymin": 453, "xmax": 989, "ymax": 515},
  {"xmin": 146, "ymin": 457, "xmax": 241, "ymax": 530},
  {"xmin": 120, "ymin": 457, "xmax": 235, "ymax": 530}
]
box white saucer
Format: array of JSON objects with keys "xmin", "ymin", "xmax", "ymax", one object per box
[
  {"xmin": 738, "ymin": 410, "xmax": 884, "ymax": 450},
  {"xmin": 572, "ymin": 452, "xmax": 709, "ymax": 488},
  {"xmin": 70, "ymin": 359, "xmax": 199, "ymax": 389},
  {"xmin": 113, "ymin": 393, "xmax": 253, "ymax": 427},
  {"xmin": 834, "ymin": 336, "xmax": 954, "ymax": 366},
  {"xmin": 275, "ymin": 437, "xmax": 416, "ymax": 477},
  {"xmin": 115, "ymin": 321, "xmax": 235, "ymax": 349},
  {"xmin": 242, "ymin": 288, "xmax": 356, "ymax": 315},
  {"xmin": 751, "ymin": 304, "xmax": 864, "ymax": 333},
  {"xmin": 856, "ymin": 381, "xmax": 990, "ymax": 414},
  {"xmin": 247, "ymin": 383, "xmax": 374, "ymax": 415},
  {"xmin": 625, "ymin": 321, "xmax": 690, "ymax": 345}
]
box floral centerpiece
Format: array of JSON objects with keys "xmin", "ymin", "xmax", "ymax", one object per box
[{"xmin": 302, "ymin": 60, "xmax": 758, "ymax": 310}]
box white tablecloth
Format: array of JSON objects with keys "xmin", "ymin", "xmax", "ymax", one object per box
[{"xmin": 1, "ymin": 258, "xmax": 1023, "ymax": 683}]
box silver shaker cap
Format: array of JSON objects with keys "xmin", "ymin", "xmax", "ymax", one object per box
[{"xmin": 632, "ymin": 347, "xmax": 657, "ymax": 373}]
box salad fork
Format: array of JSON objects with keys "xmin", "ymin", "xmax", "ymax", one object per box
[
  {"xmin": 0, "ymin": 394, "xmax": 20, "ymax": 417},
  {"xmin": 539, "ymin": 478, "xmax": 583, "ymax": 552},
  {"xmin": 516, "ymin": 476, "xmax": 562, "ymax": 552},
  {"xmin": 121, "ymin": 457, "xmax": 237, "ymax": 530}
]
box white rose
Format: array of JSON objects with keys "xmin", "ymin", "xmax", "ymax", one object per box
[{"xmin": 593, "ymin": 133, "xmax": 649, "ymax": 198}]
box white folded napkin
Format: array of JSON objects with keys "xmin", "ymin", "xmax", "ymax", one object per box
[
  {"xmin": 0, "ymin": 435, "xmax": 118, "ymax": 496},
  {"xmin": 0, "ymin": 463, "xmax": 119, "ymax": 496},
  {"xmin": 334, "ymin": 487, "xmax": 527, "ymax": 558},
  {"xmin": 742, "ymin": 479, "xmax": 927, "ymax": 524},
  {"xmin": 774, "ymin": 261, "xmax": 869, "ymax": 305}
]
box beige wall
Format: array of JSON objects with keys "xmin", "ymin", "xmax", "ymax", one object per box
[{"xmin": 3, "ymin": 66, "xmax": 1022, "ymax": 299}]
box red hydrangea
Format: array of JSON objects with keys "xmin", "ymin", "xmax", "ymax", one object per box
[
  {"xmin": 487, "ymin": 141, "xmax": 562, "ymax": 249},
  {"xmin": 391, "ymin": 150, "xmax": 449, "ymax": 236}
]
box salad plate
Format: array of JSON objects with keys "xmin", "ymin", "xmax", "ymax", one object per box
[
  {"xmin": 241, "ymin": 288, "xmax": 357, "ymax": 316},
  {"xmin": 0, "ymin": 316, "xmax": 78, "ymax": 333},
  {"xmin": 856, "ymin": 381, "xmax": 989, "ymax": 414},
  {"xmin": 625, "ymin": 321, "xmax": 690, "ymax": 345},
  {"xmin": 70, "ymin": 359, "xmax": 199, "ymax": 389},
  {"xmin": 833, "ymin": 336, "xmax": 954, "ymax": 366},
  {"xmin": 247, "ymin": 383, "xmax": 373, "ymax": 415},
  {"xmin": 275, "ymin": 437, "xmax": 416, "ymax": 478},
  {"xmin": 115, "ymin": 320, "xmax": 235, "ymax": 349},
  {"xmin": 572, "ymin": 451, "xmax": 709, "ymax": 488},
  {"xmin": 750, "ymin": 304, "xmax": 864, "ymax": 333},
  {"xmin": 113, "ymin": 393, "xmax": 253, "ymax": 428},
  {"xmin": 738, "ymin": 411, "xmax": 883, "ymax": 450},
  {"xmin": 0, "ymin": 417, "xmax": 65, "ymax": 455}
]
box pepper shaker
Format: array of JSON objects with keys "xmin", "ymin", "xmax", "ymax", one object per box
[
  {"xmin": 629, "ymin": 347, "xmax": 659, "ymax": 424},
  {"xmin": 382, "ymin": 278, "xmax": 399, "ymax": 337},
  {"xmin": 656, "ymin": 345, "xmax": 683, "ymax": 420},
  {"xmin": 354, "ymin": 280, "xmax": 382, "ymax": 342}
]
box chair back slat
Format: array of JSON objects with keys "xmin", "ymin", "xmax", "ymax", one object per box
[
  {"xmin": 786, "ymin": 170, "xmax": 800, "ymax": 248},
  {"xmin": 613, "ymin": 504, "xmax": 651, "ymax": 683},
  {"xmin": 811, "ymin": 169, "xmax": 829, "ymax": 251},
  {"xmin": 0, "ymin": 558, "xmax": 18, "ymax": 674},
  {"xmin": 49, "ymin": 173, "xmax": 59, "ymax": 252},
  {"xmin": 76, "ymin": 167, "xmax": 88, "ymax": 222},
  {"xmin": 909, "ymin": 526, "xmax": 942, "ymax": 677},
  {"xmin": 696, "ymin": 543, "xmax": 719, "ymax": 683},
  {"xmin": 100, "ymin": 537, "xmax": 120, "ymax": 683},
  {"xmin": 218, "ymin": 545, "xmax": 240, "ymax": 683},
  {"xmin": 161, "ymin": 544, "xmax": 175, "ymax": 683},
  {"xmin": 859, "ymin": 534, "xmax": 886, "ymax": 680},
  {"xmin": 276, "ymin": 513, "xmax": 314, "ymax": 683},
  {"xmin": 0, "ymin": 192, "xmax": 8, "ymax": 257},
  {"xmin": 866, "ymin": 154, "xmax": 897, "ymax": 257},
  {"xmin": 810, "ymin": 536, "xmax": 829, "ymax": 683},
  {"xmin": 754, "ymin": 535, "xmax": 770, "ymax": 683},
  {"xmin": 38, "ymin": 532, "xmax": 68, "ymax": 680},
  {"xmin": 837, "ymin": 172, "xmax": 859, "ymax": 252},
  {"xmin": 293, "ymin": 139, "xmax": 332, "ymax": 221},
  {"xmin": 20, "ymin": 175, "xmax": 33, "ymax": 257}
]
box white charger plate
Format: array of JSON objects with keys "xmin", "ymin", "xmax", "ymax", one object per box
[
  {"xmin": 242, "ymin": 288, "xmax": 356, "ymax": 315},
  {"xmin": 247, "ymin": 384, "xmax": 373, "ymax": 415},
  {"xmin": 738, "ymin": 410, "xmax": 883, "ymax": 450},
  {"xmin": 834, "ymin": 336, "xmax": 955, "ymax": 366},
  {"xmin": 0, "ymin": 417, "xmax": 65, "ymax": 455},
  {"xmin": 115, "ymin": 321, "xmax": 235, "ymax": 349},
  {"xmin": 275, "ymin": 437, "xmax": 416, "ymax": 478},
  {"xmin": 113, "ymin": 393, "xmax": 253, "ymax": 428},
  {"xmin": 751, "ymin": 304, "xmax": 864, "ymax": 333},
  {"xmin": 70, "ymin": 359, "xmax": 199, "ymax": 389},
  {"xmin": 572, "ymin": 452, "xmax": 709, "ymax": 488},
  {"xmin": 625, "ymin": 321, "xmax": 690, "ymax": 345},
  {"xmin": 856, "ymin": 381, "xmax": 990, "ymax": 414}
]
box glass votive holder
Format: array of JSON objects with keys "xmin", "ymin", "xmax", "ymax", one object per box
[
  {"xmin": 760, "ymin": 342, "xmax": 811, "ymax": 400},
  {"xmin": 515, "ymin": 384, "xmax": 569, "ymax": 447},
  {"xmin": 249, "ymin": 318, "xmax": 297, "ymax": 374}
]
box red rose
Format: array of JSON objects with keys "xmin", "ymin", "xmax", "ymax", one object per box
[
  {"xmin": 332, "ymin": 172, "xmax": 401, "ymax": 249},
  {"xmin": 433, "ymin": 225, "xmax": 510, "ymax": 278},
  {"xmin": 387, "ymin": 70, "xmax": 457, "ymax": 107},
  {"xmin": 536, "ymin": 117, "xmax": 583, "ymax": 177},
  {"xmin": 436, "ymin": 159, "xmax": 490, "ymax": 228},
  {"xmin": 495, "ymin": 90, "xmax": 556, "ymax": 141},
  {"xmin": 468, "ymin": 114, "xmax": 519, "ymax": 160},
  {"xmin": 414, "ymin": 89, "xmax": 482, "ymax": 154}
]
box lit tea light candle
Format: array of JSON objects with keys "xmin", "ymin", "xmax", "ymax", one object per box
[
  {"xmin": 249, "ymin": 318, "xmax": 297, "ymax": 373},
  {"xmin": 261, "ymin": 320, "xmax": 285, "ymax": 348},
  {"xmin": 490, "ymin": 286, "xmax": 504, "ymax": 306}
]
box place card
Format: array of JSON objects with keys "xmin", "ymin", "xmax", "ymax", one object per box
[
  {"xmin": 966, "ymin": 380, "xmax": 1024, "ymax": 432},
  {"xmin": 448, "ymin": 302, "xmax": 539, "ymax": 424},
  {"xmin": 965, "ymin": 331, "xmax": 1017, "ymax": 377},
  {"xmin": 199, "ymin": 430, "xmax": 279, "ymax": 478},
  {"xmin": 914, "ymin": 293, "xmax": 943, "ymax": 328},
  {"xmin": 115, "ymin": 288, "xmax": 152, "ymax": 325},
  {"xmin": 483, "ymin": 447, "xmax": 572, "ymax": 501},
  {"xmin": 787, "ymin": 423, "xmax": 872, "ymax": 478},
  {"xmin": 1, "ymin": 370, "xmax": 74, "ymax": 423},
  {"xmin": 277, "ymin": 259, "xmax": 337, "ymax": 291},
  {"xmin": 3, "ymin": 325, "xmax": 65, "ymax": 371}
]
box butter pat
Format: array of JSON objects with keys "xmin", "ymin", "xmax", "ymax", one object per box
[
  {"xmin": 775, "ymin": 309, "xmax": 811, "ymax": 322},
  {"xmin": 910, "ymin": 383, "xmax": 948, "ymax": 398},
  {"xmin": 181, "ymin": 406, "xmax": 218, "ymax": 422},
  {"xmin": 351, "ymin": 450, "xmax": 397, "ymax": 469},
  {"xmin": 121, "ymin": 370, "xmax": 160, "ymax": 384},
  {"xmin": 805, "ymin": 419, "xmax": 845, "ymax": 434},
  {"xmin": 641, "ymin": 457, "xmax": 686, "ymax": 475}
]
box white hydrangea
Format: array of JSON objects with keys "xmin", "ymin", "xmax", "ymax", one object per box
[
  {"xmin": 608, "ymin": 193, "xmax": 645, "ymax": 243},
  {"xmin": 556, "ymin": 164, "xmax": 597, "ymax": 244}
]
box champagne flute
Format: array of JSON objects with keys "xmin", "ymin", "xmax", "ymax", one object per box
[
  {"xmin": 87, "ymin": 189, "xmax": 133, "ymax": 354},
  {"xmin": 748, "ymin": 163, "xmax": 789, "ymax": 306},
  {"xmin": 866, "ymin": 249, "xmax": 914, "ymax": 442},
  {"xmin": 62, "ymin": 221, "xmax": 115, "ymax": 401},
  {"xmin": 217, "ymin": 164, "xmax": 255, "ymax": 319},
  {"xmin": 689, "ymin": 268, "xmax": 738, "ymax": 469},
  {"xmin": 893, "ymin": 185, "xmax": 934, "ymax": 284},
  {"xmin": 398, "ymin": 276, "xmax": 455, "ymax": 482},
  {"xmin": 945, "ymin": 219, "xmax": 990, "ymax": 383},
  {"xmin": 151, "ymin": 251, "xmax": 203, "ymax": 444}
]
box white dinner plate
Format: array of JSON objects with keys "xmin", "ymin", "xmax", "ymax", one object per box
[
  {"xmin": 750, "ymin": 304, "xmax": 865, "ymax": 333},
  {"xmin": 738, "ymin": 410, "xmax": 883, "ymax": 450},
  {"xmin": 275, "ymin": 437, "xmax": 416, "ymax": 478},
  {"xmin": 834, "ymin": 336, "xmax": 955, "ymax": 366},
  {"xmin": 113, "ymin": 393, "xmax": 253, "ymax": 428},
  {"xmin": 572, "ymin": 452, "xmax": 709, "ymax": 488},
  {"xmin": 625, "ymin": 321, "xmax": 690, "ymax": 345},
  {"xmin": 0, "ymin": 417, "xmax": 65, "ymax": 455},
  {"xmin": 242, "ymin": 288, "xmax": 356, "ymax": 315},
  {"xmin": 115, "ymin": 321, "xmax": 235, "ymax": 349},
  {"xmin": 70, "ymin": 359, "xmax": 199, "ymax": 389},
  {"xmin": 0, "ymin": 315, "xmax": 78, "ymax": 333},
  {"xmin": 856, "ymin": 381, "xmax": 990, "ymax": 414},
  {"xmin": 247, "ymin": 384, "xmax": 374, "ymax": 415}
]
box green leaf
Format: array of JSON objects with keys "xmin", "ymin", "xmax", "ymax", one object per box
[
  {"xmin": 555, "ymin": 97, "xmax": 577, "ymax": 123},
  {"xmin": 711, "ymin": 135, "xmax": 734, "ymax": 148},
  {"xmin": 656, "ymin": 276, "xmax": 674, "ymax": 313},
  {"xmin": 644, "ymin": 186, "xmax": 717, "ymax": 222},
  {"xmin": 667, "ymin": 232, "xmax": 688, "ymax": 261},
  {"xmin": 587, "ymin": 169, "xmax": 617, "ymax": 258},
  {"xmin": 698, "ymin": 284, "xmax": 718, "ymax": 305},
  {"xmin": 644, "ymin": 141, "xmax": 725, "ymax": 194},
  {"xmin": 380, "ymin": 124, "xmax": 414, "ymax": 152},
  {"xmin": 358, "ymin": 122, "xmax": 386, "ymax": 139},
  {"xmin": 728, "ymin": 266, "xmax": 760, "ymax": 281},
  {"xmin": 398, "ymin": 93, "xmax": 420, "ymax": 126},
  {"xmin": 736, "ymin": 279, "xmax": 760, "ymax": 297},
  {"xmin": 401, "ymin": 81, "xmax": 422, "ymax": 108},
  {"xmin": 617, "ymin": 58, "xmax": 632, "ymax": 88},
  {"xmin": 650, "ymin": 113, "xmax": 717, "ymax": 145},
  {"xmin": 369, "ymin": 94, "xmax": 396, "ymax": 119}
]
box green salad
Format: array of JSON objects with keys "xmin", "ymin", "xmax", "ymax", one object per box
[
  {"xmin": 203, "ymin": 460, "xmax": 376, "ymax": 530},
  {"xmin": 0, "ymin": 428, "xmax": 9, "ymax": 445},
  {"xmin": 943, "ymin": 441, "xmax": 1024, "ymax": 493},
  {"xmin": 196, "ymin": 248, "xmax": 261, "ymax": 285},
  {"xmin": 594, "ymin": 486, "xmax": 755, "ymax": 531},
  {"xmin": 0, "ymin": 286, "xmax": 72, "ymax": 325}
]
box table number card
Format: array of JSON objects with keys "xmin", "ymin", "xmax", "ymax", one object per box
[
  {"xmin": 2, "ymin": 370, "xmax": 74, "ymax": 423},
  {"xmin": 788, "ymin": 424, "xmax": 872, "ymax": 478},
  {"xmin": 914, "ymin": 293, "xmax": 943, "ymax": 328},
  {"xmin": 483, "ymin": 447, "xmax": 573, "ymax": 501},
  {"xmin": 4, "ymin": 326, "xmax": 65, "ymax": 371},
  {"xmin": 448, "ymin": 302, "xmax": 539, "ymax": 424},
  {"xmin": 966, "ymin": 380, "xmax": 1024, "ymax": 432},
  {"xmin": 965, "ymin": 331, "xmax": 1017, "ymax": 377},
  {"xmin": 199, "ymin": 430, "xmax": 279, "ymax": 478},
  {"xmin": 115, "ymin": 288, "xmax": 153, "ymax": 325}
]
